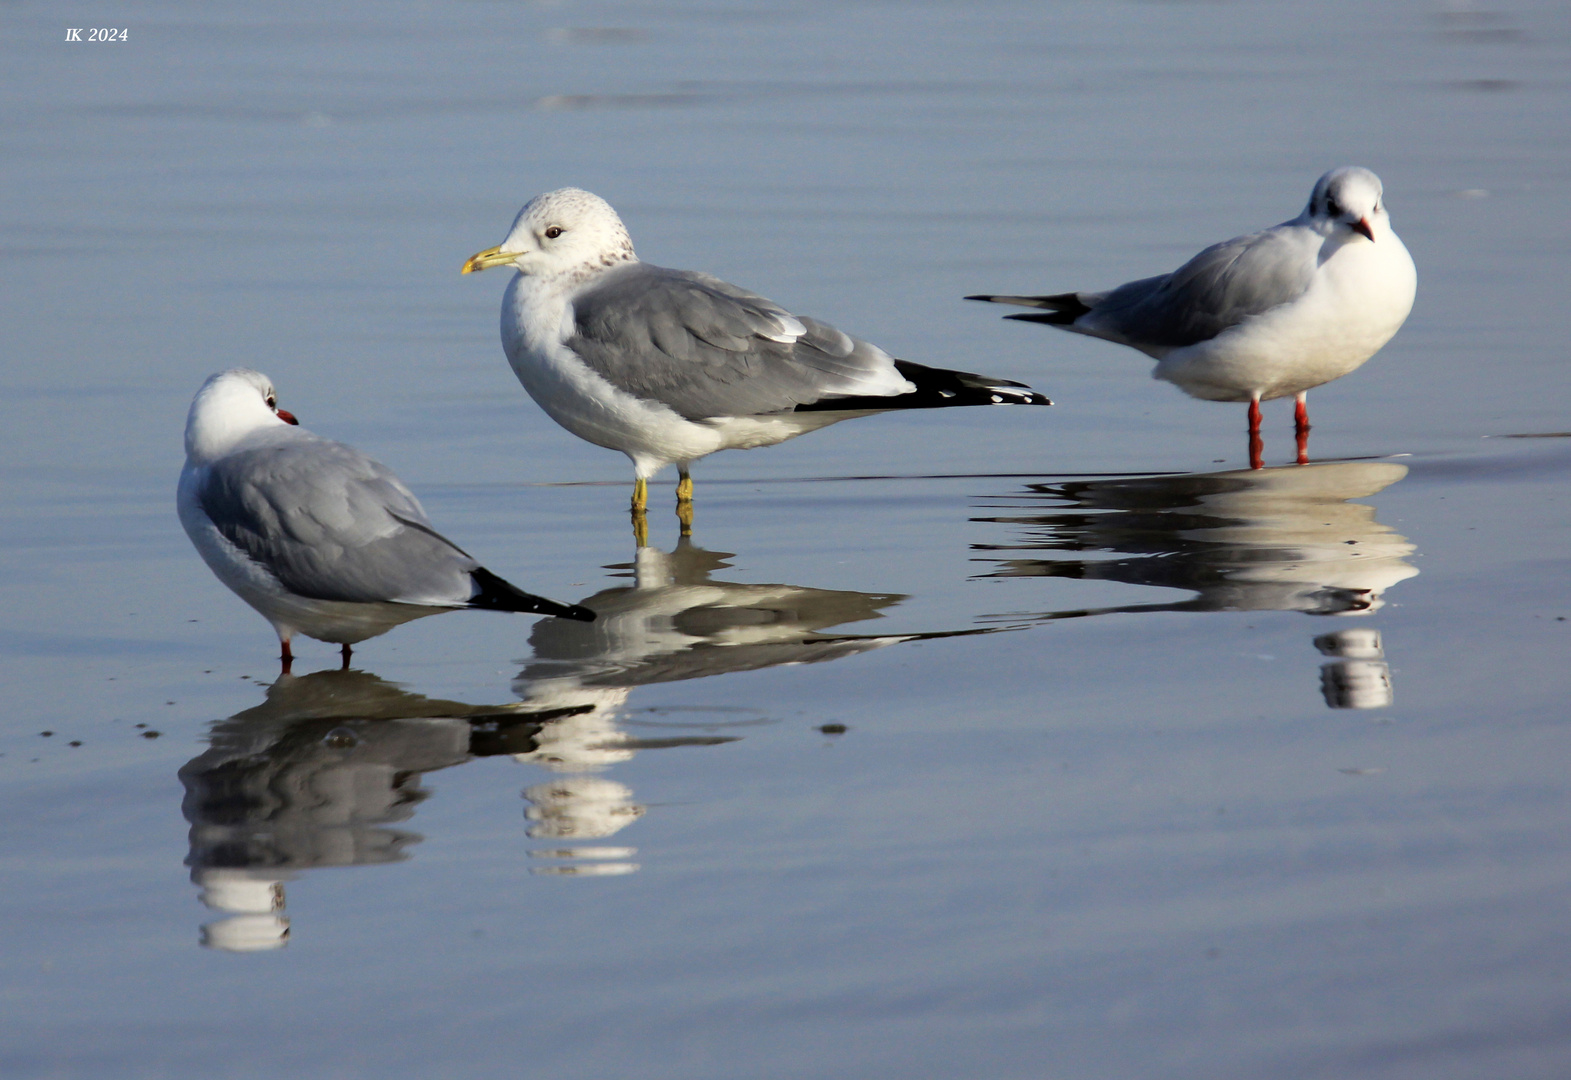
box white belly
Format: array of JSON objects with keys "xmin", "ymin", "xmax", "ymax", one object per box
[{"xmin": 1155, "ymin": 235, "xmax": 1417, "ymax": 402}]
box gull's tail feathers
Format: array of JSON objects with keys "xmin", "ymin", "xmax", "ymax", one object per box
[
  {"xmin": 965, "ymin": 292, "xmax": 1092, "ymax": 326},
  {"xmin": 469, "ymin": 567, "xmax": 596, "ymax": 622},
  {"xmin": 795, "ymin": 359, "xmax": 1051, "ymax": 412}
]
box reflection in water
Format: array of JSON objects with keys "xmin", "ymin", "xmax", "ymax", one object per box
[
  {"xmin": 182, "ymin": 542, "xmax": 968, "ymax": 946},
  {"xmin": 513, "ymin": 538, "xmax": 977, "ymax": 872},
  {"xmin": 976, "ymin": 462, "xmax": 1418, "ymax": 615},
  {"xmin": 179, "ymin": 670, "xmax": 543, "ymax": 951},
  {"xmin": 1316, "ymin": 628, "xmax": 1393, "ymax": 710},
  {"xmin": 974, "ymin": 462, "xmax": 1418, "ymax": 709}
]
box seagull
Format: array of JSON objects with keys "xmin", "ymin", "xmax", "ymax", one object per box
[
  {"xmin": 462, "ymin": 188, "xmax": 1051, "ymax": 538},
  {"xmin": 178, "ymin": 369, "xmax": 594, "ymax": 671},
  {"xmin": 968, "ymin": 167, "xmax": 1416, "ymax": 468}
]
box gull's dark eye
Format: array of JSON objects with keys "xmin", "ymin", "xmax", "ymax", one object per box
[
  {"xmin": 265, "ymin": 395, "xmax": 276, "ymax": 408},
  {"xmin": 544, "ymin": 226, "xmax": 563, "ymax": 240}
]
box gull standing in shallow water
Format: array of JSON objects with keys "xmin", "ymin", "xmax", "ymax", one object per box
[
  {"xmin": 462, "ymin": 188, "xmax": 1051, "ymax": 540},
  {"xmin": 178, "ymin": 370, "xmax": 594, "ymax": 671},
  {"xmin": 968, "ymin": 167, "xmax": 1416, "ymax": 468}
]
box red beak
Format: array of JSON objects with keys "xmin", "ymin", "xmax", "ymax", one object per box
[
  {"xmin": 1353, "ymin": 217, "xmax": 1374, "ymax": 241},
  {"xmin": 276, "ymin": 408, "xmax": 299, "ymax": 425}
]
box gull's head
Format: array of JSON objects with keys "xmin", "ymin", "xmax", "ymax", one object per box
[
  {"xmin": 462, "ymin": 188, "xmax": 637, "ymax": 281},
  {"xmin": 1305, "ymin": 167, "xmax": 1389, "ymax": 242},
  {"xmin": 184, "ymin": 368, "xmax": 299, "ymax": 462}
]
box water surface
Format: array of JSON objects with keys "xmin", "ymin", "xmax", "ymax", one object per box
[{"xmin": 4, "ymin": 1, "xmax": 1571, "ymax": 1077}]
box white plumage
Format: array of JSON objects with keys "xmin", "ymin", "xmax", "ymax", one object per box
[{"xmin": 970, "ymin": 167, "xmax": 1416, "ymax": 466}]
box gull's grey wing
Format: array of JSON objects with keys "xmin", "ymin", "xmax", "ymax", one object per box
[
  {"xmin": 1079, "ymin": 225, "xmax": 1317, "ymax": 351},
  {"xmin": 197, "ymin": 436, "xmax": 476, "ymax": 605},
  {"xmin": 565, "ymin": 262, "xmax": 908, "ymax": 419}
]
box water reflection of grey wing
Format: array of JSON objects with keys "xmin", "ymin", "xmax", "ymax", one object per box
[
  {"xmin": 974, "ymin": 461, "xmax": 1418, "ymax": 616},
  {"xmin": 179, "ymin": 670, "xmax": 537, "ymax": 951},
  {"xmin": 508, "ymin": 539, "xmax": 975, "ymax": 861},
  {"xmin": 518, "ymin": 538, "xmax": 915, "ymax": 695}
]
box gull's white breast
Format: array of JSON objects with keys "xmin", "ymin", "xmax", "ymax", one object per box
[{"xmin": 1156, "ymin": 230, "xmax": 1417, "ymax": 403}]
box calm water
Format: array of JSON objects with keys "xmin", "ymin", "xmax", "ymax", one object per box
[{"xmin": 4, "ymin": 1, "xmax": 1571, "ymax": 1077}]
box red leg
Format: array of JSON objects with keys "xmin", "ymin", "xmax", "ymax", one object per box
[
  {"xmin": 280, "ymin": 638, "xmax": 294, "ymax": 676},
  {"xmin": 340, "ymin": 643, "xmax": 353, "ymax": 670},
  {"xmin": 1294, "ymin": 392, "xmax": 1310, "ymax": 465},
  {"xmin": 1247, "ymin": 396, "xmax": 1264, "ymax": 470}
]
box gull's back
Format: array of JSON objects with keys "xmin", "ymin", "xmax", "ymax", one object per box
[
  {"xmin": 184, "ymin": 429, "xmax": 476, "ymax": 607},
  {"xmin": 1077, "ymin": 224, "xmax": 1320, "ymax": 358},
  {"xmin": 562, "ymin": 261, "xmax": 910, "ymax": 419}
]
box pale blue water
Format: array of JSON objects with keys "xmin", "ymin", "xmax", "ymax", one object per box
[{"xmin": 4, "ymin": 1, "xmax": 1571, "ymax": 1077}]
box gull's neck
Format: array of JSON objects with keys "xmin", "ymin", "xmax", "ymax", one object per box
[
  {"xmin": 554, "ymin": 249, "xmax": 639, "ymax": 293},
  {"xmin": 508, "ymin": 256, "xmax": 641, "ymax": 350}
]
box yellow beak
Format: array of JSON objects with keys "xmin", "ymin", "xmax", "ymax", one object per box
[{"xmin": 461, "ymin": 245, "xmax": 518, "ymax": 275}]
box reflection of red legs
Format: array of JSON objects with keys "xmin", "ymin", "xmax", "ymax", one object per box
[
  {"xmin": 340, "ymin": 643, "xmax": 353, "ymax": 670},
  {"xmin": 280, "ymin": 639, "xmax": 294, "ymax": 676},
  {"xmin": 1294, "ymin": 392, "xmax": 1311, "ymax": 465},
  {"xmin": 1247, "ymin": 395, "xmax": 1264, "ymax": 470}
]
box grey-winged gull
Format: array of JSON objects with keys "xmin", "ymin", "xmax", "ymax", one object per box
[
  {"xmin": 968, "ymin": 167, "xmax": 1415, "ymax": 468},
  {"xmin": 462, "ymin": 188, "xmax": 1050, "ymax": 534},
  {"xmin": 178, "ymin": 369, "xmax": 594, "ymax": 670}
]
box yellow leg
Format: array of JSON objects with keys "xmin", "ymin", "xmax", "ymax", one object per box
[
  {"xmin": 631, "ymin": 508, "xmax": 648, "ymax": 548},
  {"xmin": 631, "ymin": 476, "xmax": 648, "ymax": 512},
  {"xmin": 675, "ymin": 469, "xmax": 694, "ymax": 536}
]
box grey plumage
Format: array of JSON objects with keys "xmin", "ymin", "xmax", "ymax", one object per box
[
  {"xmin": 971, "ymin": 227, "xmax": 1316, "ymax": 356},
  {"xmin": 566, "ymin": 262, "xmax": 916, "ymax": 419},
  {"xmin": 179, "ymin": 369, "xmax": 593, "ymax": 665},
  {"xmin": 195, "ymin": 436, "xmax": 477, "ymax": 606}
]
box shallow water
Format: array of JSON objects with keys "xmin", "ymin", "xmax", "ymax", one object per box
[{"xmin": 4, "ymin": 1, "xmax": 1571, "ymax": 1077}]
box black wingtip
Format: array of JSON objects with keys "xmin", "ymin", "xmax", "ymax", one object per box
[
  {"xmin": 469, "ymin": 567, "xmax": 597, "ymax": 622},
  {"xmin": 969, "ymin": 292, "xmax": 1091, "ymax": 326},
  {"xmin": 795, "ymin": 359, "xmax": 1051, "ymax": 412},
  {"xmin": 893, "ymin": 360, "xmax": 1054, "ymax": 408},
  {"xmin": 1004, "ymin": 311, "xmax": 1080, "ymax": 326}
]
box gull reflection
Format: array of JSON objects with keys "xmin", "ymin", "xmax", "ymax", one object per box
[
  {"xmin": 976, "ymin": 462, "xmax": 1417, "ymax": 615},
  {"xmin": 179, "ymin": 669, "xmax": 549, "ymax": 951},
  {"xmin": 181, "ymin": 541, "xmax": 963, "ymax": 943},
  {"xmin": 511, "ymin": 537, "xmax": 978, "ymax": 872},
  {"xmin": 974, "ymin": 461, "xmax": 1418, "ymax": 707},
  {"xmin": 1316, "ymin": 627, "xmax": 1393, "ymax": 710}
]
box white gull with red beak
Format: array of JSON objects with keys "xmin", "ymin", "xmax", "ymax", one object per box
[
  {"xmin": 177, "ymin": 369, "xmax": 593, "ymax": 669},
  {"xmin": 969, "ymin": 167, "xmax": 1416, "ymax": 466}
]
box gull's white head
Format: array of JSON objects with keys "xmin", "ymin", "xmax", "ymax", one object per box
[
  {"xmin": 184, "ymin": 368, "xmax": 299, "ymax": 462},
  {"xmin": 1304, "ymin": 166, "xmax": 1390, "ymax": 242},
  {"xmin": 462, "ymin": 187, "xmax": 637, "ymax": 282}
]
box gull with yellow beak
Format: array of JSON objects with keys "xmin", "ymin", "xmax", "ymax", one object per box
[{"xmin": 463, "ymin": 188, "xmax": 1050, "ymax": 539}]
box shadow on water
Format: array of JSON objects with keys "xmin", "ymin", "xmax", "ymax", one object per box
[
  {"xmin": 972, "ymin": 460, "xmax": 1420, "ymax": 711},
  {"xmin": 179, "ymin": 538, "xmax": 984, "ymax": 950}
]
